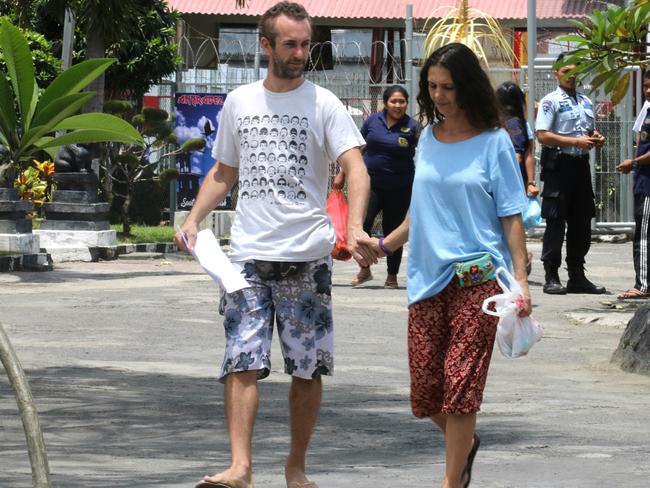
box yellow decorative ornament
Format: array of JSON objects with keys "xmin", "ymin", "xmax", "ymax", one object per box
[{"xmin": 422, "ymin": 0, "xmax": 515, "ymax": 68}]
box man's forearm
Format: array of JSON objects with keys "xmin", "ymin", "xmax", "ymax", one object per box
[
  {"xmin": 340, "ymin": 156, "xmax": 369, "ymax": 231},
  {"xmin": 185, "ymin": 162, "xmax": 238, "ymax": 226},
  {"xmin": 537, "ymin": 131, "xmax": 574, "ymax": 148}
]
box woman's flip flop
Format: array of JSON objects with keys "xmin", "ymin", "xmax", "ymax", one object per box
[{"xmin": 462, "ymin": 433, "xmax": 481, "ymax": 488}]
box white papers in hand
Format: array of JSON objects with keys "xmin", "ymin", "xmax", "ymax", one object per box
[{"xmin": 192, "ymin": 229, "xmax": 250, "ymax": 293}]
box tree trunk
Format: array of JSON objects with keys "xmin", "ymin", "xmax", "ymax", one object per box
[
  {"xmin": 101, "ymin": 143, "xmax": 117, "ymax": 204},
  {"xmin": 84, "ymin": 23, "xmax": 105, "ymax": 114},
  {"xmin": 121, "ymin": 184, "xmax": 132, "ymax": 236}
]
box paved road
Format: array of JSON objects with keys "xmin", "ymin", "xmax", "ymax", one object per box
[{"xmin": 1, "ymin": 240, "xmax": 649, "ymax": 487}]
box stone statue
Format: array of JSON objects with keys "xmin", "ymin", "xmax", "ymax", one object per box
[{"xmin": 54, "ymin": 144, "xmax": 93, "ymax": 173}]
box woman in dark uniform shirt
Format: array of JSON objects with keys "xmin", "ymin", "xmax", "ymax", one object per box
[{"xmin": 334, "ymin": 85, "xmax": 419, "ymax": 288}]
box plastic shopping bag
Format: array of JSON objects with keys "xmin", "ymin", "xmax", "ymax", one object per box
[
  {"xmin": 326, "ymin": 189, "xmax": 352, "ymax": 261},
  {"xmin": 522, "ymin": 196, "xmax": 542, "ymax": 229},
  {"xmin": 482, "ymin": 267, "xmax": 543, "ymax": 358}
]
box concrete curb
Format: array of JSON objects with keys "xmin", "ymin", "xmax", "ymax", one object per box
[
  {"xmin": 0, "ymin": 253, "xmax": 53, "ymax": 272},
  {"xmin": 0, "ymin": 239, "xmax": 231, "ymax": 271}
]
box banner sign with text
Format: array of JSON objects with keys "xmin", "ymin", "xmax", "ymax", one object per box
[{"xmin": 174, "ymin": 93, "xmax": 226, "ymax": 210}]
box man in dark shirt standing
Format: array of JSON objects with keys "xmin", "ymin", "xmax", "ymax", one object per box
[{"xmin": 617, "ymin": 71, "xmax": 650, "ymax": 299}]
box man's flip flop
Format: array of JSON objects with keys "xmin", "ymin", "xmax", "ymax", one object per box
[
  {"xmin": 461, "ymin": 433, "xmax": 481, "ymax": 488},
  {"xmin": 287, "ymin": 482, "xmax": 319, "ymax": 488},
  {"xmin": 195, "ymin": 481, "xmax": 240, "ymax": 488},
  {"xmin": 618, "ymin": 288, "xmax": 650, "ymax": 299}
]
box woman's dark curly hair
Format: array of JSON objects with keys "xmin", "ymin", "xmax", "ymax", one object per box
[{"xmin": 416, "ymin": 43, "xmax": 501, "ymax": 130}]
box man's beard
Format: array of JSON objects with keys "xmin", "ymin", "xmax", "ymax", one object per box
[{"xmin": 271, "ymin": 52, "xmax": 306, "ymax": 79}]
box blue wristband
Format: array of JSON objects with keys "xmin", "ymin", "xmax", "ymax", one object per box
[{"xmin": 378, "ymin": 237, "xmax": 394, "ymax": 256}]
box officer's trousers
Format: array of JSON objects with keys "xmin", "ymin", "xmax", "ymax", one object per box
[
  {"xmin": 540, "ymin": 154, "xmax": 595, "ymax": 269},
  {"xmin": 633, "ymin": 193, "xmax": 650, "ymax": 292}
]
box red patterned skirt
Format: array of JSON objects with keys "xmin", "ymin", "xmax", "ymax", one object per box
[{"xmin": 407, "ymin": 278, "xmax": 500, "ymax": 417}]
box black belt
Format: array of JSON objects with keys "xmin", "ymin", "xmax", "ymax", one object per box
[
  {"xmin": 253, "ymin": 260, "xmax": 308, "ymax": 280},
  {"xmin": 561, "ymin": 153, "xmax": 589, "ymax": 161}
]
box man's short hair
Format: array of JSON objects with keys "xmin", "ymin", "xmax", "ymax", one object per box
[{"xmin": 258, "ymin": 1, "xmax": 311, "ymax": 47}]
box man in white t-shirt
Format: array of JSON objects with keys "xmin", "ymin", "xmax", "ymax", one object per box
[{"xmin": 176, "ymin": 3, "xmax": 373, "ymax": 488}]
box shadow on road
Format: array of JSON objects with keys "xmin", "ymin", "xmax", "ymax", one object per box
[{"xmin": 1, "ymin": 366, "xmax": 544, "ymax": 487}]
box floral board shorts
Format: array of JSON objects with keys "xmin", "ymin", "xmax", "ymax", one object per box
[
  {"xmin": 407, "ymin": 278, "xmax": 500, "ymax": 417},
  {"xmin": 217, "ymin": 256, "xmax": 334, "ymax": 382}
]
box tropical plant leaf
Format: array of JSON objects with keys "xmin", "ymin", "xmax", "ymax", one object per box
[
  {"xmin": 0, "ymin": 69, "xmax": 16, "ymax": 140},
  {"xmin": 37, "ymin": 58, "xmax": 116, "ymax": 116},
  {"xmin": 21, "ymin": 93, "xmax": 96, "ymax": 150},
  {"xmin": 25, "ymin": 82, "xmax": 39, "ymax": 133},
  {"xmin": 30, "ymin": 92, "xmax": 95, "ymax": 130},
  {"xmin": 590, "ymin": 70, "xmax": 616, "ymax": 92},
  {"xmin": 35, "ymin": 129, "xmax": 145, "ymax": 149},
  {"xmin": 0, "ymin": 19, "xmax": 35, "ymax": 129},
  {"xmin": 604, "ymin": 71, "xmax": 620, "ymax": 93},
  {"xmin": 557, "ymin": 34, "xmax": 587, "ymax": 44},
  {"xmin": 611, "ymin": 72, "xmax": 630, "ymax": 105},
  {"xmin": 33, "ymin": 137, "xmax": 57, "ymax": 159},
  {"xmin": 52, "ymin": 113, "xmax": 143, "ymax": 145}
]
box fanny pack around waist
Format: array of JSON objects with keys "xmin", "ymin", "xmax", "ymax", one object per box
[
  {"xmin": 254, "ymin": 260, "xmax": 308, "ymax": 280},
  {"xmin": 454, "ymin": 254, "xmax": 496, "ymax": 288}
]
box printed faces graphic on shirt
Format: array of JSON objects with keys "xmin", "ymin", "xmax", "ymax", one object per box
[{"xmin": 236, "ymin": 114, "xmax": 310, "ymax": 204}]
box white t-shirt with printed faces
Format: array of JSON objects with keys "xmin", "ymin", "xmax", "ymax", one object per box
[{"xmin": 212, "ymin": 79, "xmax": 365, "ymax": 262}]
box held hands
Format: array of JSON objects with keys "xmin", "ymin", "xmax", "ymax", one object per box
[
  {"xmin": 347, "ymin": 227, "xmax": 379, "ymax": 267},
  {"xmin": 616, "ymin": 159, "xmax": 633, "ymax": 174},
  {"xmin": 356, "ymin": 235, "xmax": 383, "ymax": 257},
  {"xmin": 355, "ymin": 235, "xmax": 397, "ymax": 260}
]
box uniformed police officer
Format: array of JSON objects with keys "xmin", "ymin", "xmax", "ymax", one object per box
[{"xmin": 535, "ymin": 53, "xmax": 606, "ymax": 295}]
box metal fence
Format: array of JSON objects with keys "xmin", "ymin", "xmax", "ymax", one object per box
[{"xmin": 151, "ymin": 39, "xmax": 641, "ymax": 229}]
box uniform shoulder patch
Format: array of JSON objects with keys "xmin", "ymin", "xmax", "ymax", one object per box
[{"xmin": 542, "ymin": 100, "xmax": 554, "ymax": 115}]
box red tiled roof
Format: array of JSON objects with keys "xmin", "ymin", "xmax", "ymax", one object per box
[{"xmin": 166, "ymin": 0, "xmax": 619, "ymax": 21}]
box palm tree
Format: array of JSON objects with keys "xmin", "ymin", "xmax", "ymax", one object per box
[{"xmin": 70, "ymin": 0, "xmax": 143, "ymax": 113}]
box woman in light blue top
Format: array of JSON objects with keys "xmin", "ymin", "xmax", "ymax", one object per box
[{"xmin": 361, "ymin": 43, "xmax": 532, "ymax": 488}]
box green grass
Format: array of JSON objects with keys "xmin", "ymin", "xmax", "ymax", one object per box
[{"xmin": 111, "ymin": 224, "xmax": 175, "ymax": 244}]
